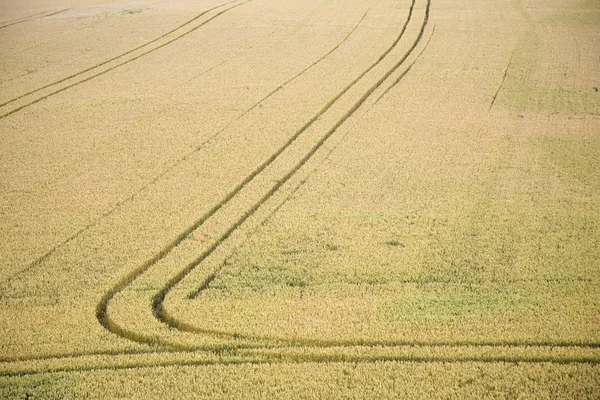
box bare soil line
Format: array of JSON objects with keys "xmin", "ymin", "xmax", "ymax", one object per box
[
  {"xmin": 0, "ymin": 0, "xmax": 247, "ymax": 119},
  {"xmin": 96, "ymin": 0, "xmax": 421, "ymax": 349},
  {"xmin": 0, "ymin": 8, "xmax": 69, "ymax": 30}
]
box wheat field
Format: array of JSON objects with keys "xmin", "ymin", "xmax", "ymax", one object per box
[{"xmin": 0, "ymin": 0, "xmax": 599, "ymax": 398}]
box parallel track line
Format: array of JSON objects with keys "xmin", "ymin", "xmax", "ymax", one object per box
[
  {"xmin": 96, "ymin": 0, "xmax": 419, "ymax": 348},
  {"xmin": 2, "ymin": 353, "xmax": 599, "ymax": 378},
  {"xmin": 0, "ymin": 0, "xmax": 245, "ymax": 119},
  {"xmin": 0, "ymin": 9, "xmax": 69, "ymax": 30}
]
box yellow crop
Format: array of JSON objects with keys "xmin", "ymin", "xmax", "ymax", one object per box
[{"xmin": 1, "ymin": 0, "xmax": 598, "ymax": 397}]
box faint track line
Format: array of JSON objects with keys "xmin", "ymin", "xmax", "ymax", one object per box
[
  {"xmin": 0, "ymin": 9, "xmax": 69, "ymax": 30},
  {"xmin": 572, "ymin": 31, "xmax": 581, "ymax": 70},
  {"xmin": 0, "ymin": 0, "xmax": 235, "ymax": 108},
  {"xmin": 0, "ymin": 0, "xmax": 246, "ymax": 119},
  {"xmin": 242, "ymin": 7, "xmax": 371, "ymax": 117},
  {"xmin": 489, "ymin": 51, "xmax": 514, "ymax": 111},
  {"xmin": 1, "ymin": 0, "xmax": 252, "ymax": 283},
  {"xmin": 0, "ymin": 348, "xmax": 175, "ymax": 364},
  {"xmin": 0, "ymin": 10, "xmax": 49, "ymax": 28},
  {"xmin": 187, "ymin": 6, "xmax": 372, "ymax": 158}
]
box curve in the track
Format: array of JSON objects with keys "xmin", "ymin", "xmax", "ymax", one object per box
[
  {"xmin": 3, "ymin": 0, "xmax": 598, "ymax": 381},
  {"xmin": 155, "ymin": 0, "xmax": 432, "ymax": 334},
  {"xmin": 97, "ymin": 0, "xmax": 421, "ymax": 349},
  {"xmin": 154, "ymin": 0, "xmax": 600, "ymax": 351}
]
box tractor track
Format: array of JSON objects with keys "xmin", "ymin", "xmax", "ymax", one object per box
[
  {"xmin": 151, "ymin": 0, "xmax": 600, "ymax": 355},
  {"xmin": 155, "ymin": 0, "xmax": 433, "ymax": 330},
  {"xmin": 1, "ymin": 349, "xmax": 599, "ymax": 378},
  {"xmin": 97, "ymin": 0, "xmax": 421, "ymax": 347},
  {"xmin": 3, "ymin": 0, "xmax": 599, "ymax": 381},
  {"xmin": 97, "ymin": 0, "xmax": 600, "ymax": 356},
  {"xmin": 0, "ymin": 0, "xmax": 237, "ymax": 108},
  {"xmin": 14, "ymin": 338, "xmax": 593, "ymax": 366},
  {"xmin": 3, "ymin": 2, "xmax": 370, "ymax": 284},
  {"xmin": 238, "ymin": 25, "xmax": 439, "ymax": 256},
  {"xmin": 0, "ymin": 0, "xmax": 248, "ymax": 119},
  {"xmin": 0, "ymin": 8, "xmax": 70, "ymax": 30},
  {"xmin": 375, "ymin": 23, "xmax": 435, "ymax": 104},
  {"xmin": 489, "ymin": 51, "xmax": 515, "ymax": 111},
  {"xmin": 2, "ymin": 333, "xmax": 598, "ymax": 366}
]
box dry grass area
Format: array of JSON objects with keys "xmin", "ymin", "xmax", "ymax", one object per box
[{"xmin": 1, "ymin": 0, "xmax": 599, "ymax": 398}]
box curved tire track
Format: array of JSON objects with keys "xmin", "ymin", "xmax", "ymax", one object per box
[
  {"xmin": 156, "ymin": 0, "xmax": 432, "ymax": 329},
  {"xmin": 3, "ymin": 0, "xmax": 597, "ymax": 380},
  {"xmin": 97, "ymin": 0, "xmax": 421, "ymax": 348},
  {"xmin": 153, "ymin": 0, "xmax": 600, "ymax": 353}
]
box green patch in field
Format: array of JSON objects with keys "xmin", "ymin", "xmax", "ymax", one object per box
[
  {"xmin": 208, "ymin": 211, "xmax": 424, "ymax": 296},
  {"xmin": 380, "ymin": 285, "xmax": 536, "ymax": 322},
  {"xmin": 529, "ymin": 136, "xmax": 600, "ymax": 279},
  {"xmin": 503, "ymin": 86, "xmax": 600, "ymax": 115},
  {"xmin": 420, "ymin": 201, "xmax": 522, "ymax": 284},
  {"xmin": 0, "ymin": 374, "xmax": 73, "ymax": 400},
  {"xmin": 542, "ymin": 0, "xmax": 600, "ymax": 25},
  {"xmin": 208, "ymin": 232, "xmax": 323, "ymax": 295},
  {"xmin": 496, "ymin": 11, "xmax": 600, "ymax": 115},
  {"xmin": 539, "ymin": 136, "xmax": 600, "ymax": 190}
]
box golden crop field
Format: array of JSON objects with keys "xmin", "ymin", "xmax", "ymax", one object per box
[{"xmin": 1, "ymin": 0, "xmax": 599, "ymax": 397}]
